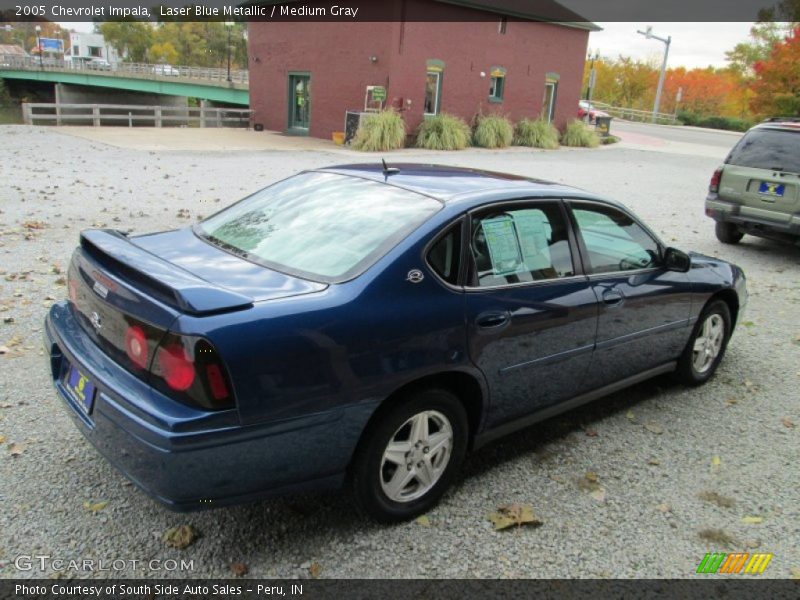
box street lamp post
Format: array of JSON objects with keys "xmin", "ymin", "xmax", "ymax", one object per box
[
  {"xmin": 637, "ymin": 26, "xmax": 671, "ymax": 124},
  {"xmin": 35, "ymin": 25, "xmax": 43, "ymax": 70},
  {"xmin": 584, "ymin": 50, "xmax": 599, "ymax": 123},
  {"xmin": 225, "ymin": 21, "xmax": 234, "ymax": 83}
]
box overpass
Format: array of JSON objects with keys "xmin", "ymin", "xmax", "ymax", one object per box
[{"xmin": 0, "ymin": 56, "xmax": 249, "ymax": 105}]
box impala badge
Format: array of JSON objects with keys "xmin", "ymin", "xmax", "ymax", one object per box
[
  {"xmin": 406, "ymin": 269, "xmax": 424, "ymax": 284},
  {"xmin": 92, "ymin": 281, "xmax": 108, "ymax": 299},
  {"xmin": 90, "ymin": 311, "xmax": 102, "ymax": 331}
]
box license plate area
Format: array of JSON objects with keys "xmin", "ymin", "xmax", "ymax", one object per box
[
  {"xmin": 63, "ymin": 364, "xmax": 96, "ymax": 414},
  {"xmin": 758, "ymin": 181, "xmax": 785, "ymax": 197}
]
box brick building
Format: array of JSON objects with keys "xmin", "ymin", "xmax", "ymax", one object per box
[{"xmin": 247, "ymin": 0, "xmax": 597, "ymax": 139}]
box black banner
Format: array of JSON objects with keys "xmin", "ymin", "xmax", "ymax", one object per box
[
  {"xmin": 0, "ymin": 0, "xmax": 798, "ymax": 23},
  {"xmin": 4, "ymin": 579, "xmax": 800, "ymax": 600}
]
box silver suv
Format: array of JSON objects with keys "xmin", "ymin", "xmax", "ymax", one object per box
[{"xmin": 705, "ymin": 118, "xmax": 800, "ymax": 245}]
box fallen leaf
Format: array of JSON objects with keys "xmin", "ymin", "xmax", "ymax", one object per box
[
  {"xmin": 698, "ymin": 490, "xmax": 735, "ymax": 508},
  {"xmin": 0, "ymin": 346, "xmax": 9, "ymax": 355},
  {"xmin": 487, "ymin": 503, "xmax": 543, "ymax": 531},
  {"xmin": 162, "ymin": 525, "xmax": 198, "ymax": 549},
  {"xmin": 230, "ymin": 562, "xmax": 248, "ymax": 577},
  {"xmin": 415, "ymin": 515, "xmax": 431, "ymax": 527},
  {"xmin": 626, "ymin": 410, "xmax": 636, "ymax": 422},
  {"xmin": 657, "ymin": 503, "xmax": 672, "ymax": 514},
  {"xmin": 584, "ymin": 428, "xmax": 598, "ymax": 437},
  {"xmin": 0, "ymin": 435, "xmax": 4, "ymax": 443},
  {"xmin": 741, "ymin": 516, "xmax": 764, "ymax": 524},
  {"xmin": 590, "ymin": 488, "xmax": 606, "ymax": 502},
  {"xmin": 644, "ymin": 421, "xmax": 664, "ymax": 435},
  {"xmin": 9, "ymin": 442, "xmax": 25, "ymax": 456},
  {"xmin": 781, "ymin": 417, "xmax": 796, "ymax": 429},
  {"xmin": 698, "ymin": 528, "xmax": 737, "ymax": 548},
  {"xmin": 741, "ymin": 320, "xmax": 755, "ymax": 328},
  {"xmin": 648, "ymin": 457, "xmax": 661, "ymax": 465},
  {"xmin": 585, "ymin": 471, "xmax": 599, "ymax": 483},
  {"xmin": 83, "ymin": 500, "xmax": 108, "ymax": 513},
  {"xmin": 725, "ymin": 397, "xmax": 738, "ymax": 406},
  {"xmin": 790, "ymin": 567, "xmax": 800, "ymax": 580},
  {"xmin": 711, "ymin": 455, "xmax": 722, "ymax": 469},
  {"xmin": 308, "ymin": 562, "xmax": 322, "ymax": 578}
]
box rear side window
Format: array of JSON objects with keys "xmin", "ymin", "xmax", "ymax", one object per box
[
  {"xmin": 427, "ymin": 223, "xmax": 462, "ymax": 286},
  {"xmin": 726, "ymin": 128, "xmax": 800, "ymax": 173}
]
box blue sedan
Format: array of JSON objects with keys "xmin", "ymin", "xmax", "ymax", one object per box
[{"xmin": 44, "ymin": 164, "xmax": 747, "ymax": 522}]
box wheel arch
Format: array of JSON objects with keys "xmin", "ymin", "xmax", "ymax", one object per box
[{"xmin": 708, "ymin": 288, "xmax": 740, "ymax": 332}]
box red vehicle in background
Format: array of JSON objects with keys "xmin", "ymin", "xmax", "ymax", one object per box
[{"xmin": 578, "ymin": 100, "xmax": 610, "ymax": 123}]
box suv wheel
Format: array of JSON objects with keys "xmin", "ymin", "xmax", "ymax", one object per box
[
  {"xmin": 674, "ymin": 300, "xmax": 731, "ymax": 386},
  {"xmin": 715, "ymin": 222, "xmax": 744, "ymax": 244},
  {"xmin": 350, "ymin": 388, "xmax": 468, "ymax": 522}
]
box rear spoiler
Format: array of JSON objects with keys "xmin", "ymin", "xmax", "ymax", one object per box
[{"xmin": 80, "ymin": 229, "xmax": 254, "ymax": 315}]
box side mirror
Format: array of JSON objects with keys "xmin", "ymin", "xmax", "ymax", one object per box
[{"xmin": 664, "ymin": 247, "xmax": 691, "ymax": 272}]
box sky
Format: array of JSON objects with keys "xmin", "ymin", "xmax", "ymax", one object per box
[
  {"xmin": 61, "ymin": 20, "xmax": 756, "ymax": 70},
  {"xmin": 590, "ymin": 22, "xmax": 755, "ymax": 69}
]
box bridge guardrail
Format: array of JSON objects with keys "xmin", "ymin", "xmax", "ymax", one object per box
[
  {"xmin": 23, "ymin": 102, "xmax": 253, "ymax": 128},
  {"xmin": 1, "ymin": 54, "xmax": 248, "ymax": 86}
]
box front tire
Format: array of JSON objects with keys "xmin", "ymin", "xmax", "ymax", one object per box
[
  {"xmin": 350, "ymin": 388, "xmax": 468, "ymax": 523},
  {"xmin": 674, "ymin": 300, "xmax": 731, "ymax": 386},
  {"xmin": 715, "ymin": 221, "xmax": 744, "ymax": 244}
]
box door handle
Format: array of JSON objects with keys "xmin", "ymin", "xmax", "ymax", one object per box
[
  {"xmin": 476, "ymin": 311, "xmax": 510, "ymax": 329},
  {"xmin": 602, "ymin": 289, "xmax": 625, "ymax": 306}
]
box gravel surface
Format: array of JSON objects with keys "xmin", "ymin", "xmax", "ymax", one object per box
[{"xmin": 0, "ymin": 125, "xmax": 798, "ymax": 579}]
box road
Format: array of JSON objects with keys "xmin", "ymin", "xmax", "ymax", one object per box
[
  {"xmin": 0, "ymin": 125, "xmax": 797, "ymax": 580},
  {"xmin": 610, "ymin": 119, "xmax": 743, "ymax": 159}
]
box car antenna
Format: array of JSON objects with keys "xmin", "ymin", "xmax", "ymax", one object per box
[{"xmin": 381, "ymin": 158, "xmax": 400, "ymax": 176}]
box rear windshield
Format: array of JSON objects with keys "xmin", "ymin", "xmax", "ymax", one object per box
[
  {"xmin": 196, "ymin": 172, "xmax": 441, "ymax": 283},
  {"xmin": 726, "ymin": 128, "xmax": 800, "ymax": 173}
]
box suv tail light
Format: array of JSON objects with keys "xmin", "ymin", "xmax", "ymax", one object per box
[{"xmin": 709, "ymin": 167, "xmax": 723, "ymax": 193}]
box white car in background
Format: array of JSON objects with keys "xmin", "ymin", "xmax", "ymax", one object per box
[{"xmin": 153, "ymin": 64, "xmax": 180, "ymax": 77}]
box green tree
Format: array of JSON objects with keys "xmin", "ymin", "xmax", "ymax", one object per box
[{"xmin": 97, "ymin": 21, "xmax": 153, "ymax": 62}]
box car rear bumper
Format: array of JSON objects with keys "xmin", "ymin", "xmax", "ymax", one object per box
[
  {"xmin": 706, "ymin": 196, "xmax": 800, "ymax": 239},
  {"xmin": 44, "ymin": 301, "xmax": 368, "ymax": 511}
]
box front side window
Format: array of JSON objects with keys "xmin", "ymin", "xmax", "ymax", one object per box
[
  {"xmin": 571, "ymin": 204, "xmax": 660, "ymax": 274},
  {"xmin": 469, "ymin": 202, "xmax": 575, "ymax": 287},
  {"xmin": 424, "ymin": 71, "xmax": 441, "ymax": 115},
  {"xmin": 197, "ymin": 172, "xmax": 441, "ymax": 283}
]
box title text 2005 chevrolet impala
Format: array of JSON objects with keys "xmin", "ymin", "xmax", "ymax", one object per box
[{"xmin": 44, "ymin": 164, "xmax": 746, "ymax": 522}]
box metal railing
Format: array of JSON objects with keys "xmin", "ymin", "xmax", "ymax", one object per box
[
  {"xmin": 1, "ymin": 54, "xmax": 248, "ymax": 86},
  {"xmin": 590, "ymin": 101, "xmax": 679, "ymax": 125},
  {"xmin": 22, "ymin": 102, "xmax": 253, "ymax": 128}
]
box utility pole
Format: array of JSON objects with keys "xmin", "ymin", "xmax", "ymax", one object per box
[
  {"xmin": 584, "ymin": 50, "xmax": 599, "ymax": 123},
  {"xmin": 225, "ymin": 22, "xmax": 234, "ymax": 83},
  {"xmin": 637, "ymin": 26, "xmax": 671, "ymax": 124},
  {"xmin": 35, "ymin": 25, "xmax": 43, "ymax": 70}
]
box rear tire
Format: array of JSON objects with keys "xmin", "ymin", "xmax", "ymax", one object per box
[
  {"xmin": 350, "ymin": 388, "xmax": 468, "ymax": 523},
  {"xmin": 715, "ymin": 221, "xmax": 744, "ymax": 244},
  {"xmin": 674, "ymin": 300, "xmax": 731, "ymax": 386}
]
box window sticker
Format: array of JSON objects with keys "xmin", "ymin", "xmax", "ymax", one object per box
[
  {"xmin": 482, "ymin": 216, "xmax": 522, "ymax": 275},
  {"xmin": 514, "ymin": 211, "xmax": 552, "ymax": 271}
]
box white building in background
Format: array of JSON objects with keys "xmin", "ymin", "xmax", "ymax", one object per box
[{"xmin": 65, "ymin": 32, "xmax": 120, "ymax": 64}]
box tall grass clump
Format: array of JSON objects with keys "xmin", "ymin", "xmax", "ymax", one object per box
[
  {"xmin": 351, "ymin": 109, "xmax": 406, "ymax": 151},
  {"xmin": 513, "ymin": 118, "xmax": 560, "ymax": 149},
  {"xmin": 560, "ymin": 119, "xmax": 600, "ymax": 148},
  {"xmin": 415, "ymin": 113, "xmax": 472, "ymax": 150},
  {"xmin": 472, "ymin": 113, "xmax": 514, "ymax": 148}
]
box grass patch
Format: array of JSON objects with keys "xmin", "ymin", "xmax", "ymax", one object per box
[
  {"xmin": 415, "ymin": 113, "xmax": 472, "ymax": 150},
  {"xmin": 513, "ymin": 118, "xmax": 560, "ymax": 149},
  {"xmin": 560, "ymin": 119, "xmax": 600, "ymax": 148},
  {"xmin": 473, "ymin": 113, "xmax": 513, "ymax": 148},
  {"xmin": 351, "ymin": 109, "xmax": 406, "ymax": 152}
]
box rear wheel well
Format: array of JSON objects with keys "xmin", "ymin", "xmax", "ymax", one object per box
[
  {"xmin": 708, "ymin": 289, "xmax": 739, "ymax": 331},
  {"xmin": 358, "ymin": 372, "xmax": 484, "ymax": 451}
]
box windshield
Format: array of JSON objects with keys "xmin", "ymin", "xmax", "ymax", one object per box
[
  {"xmin": 197, "ymin": 172, "xmax": 442, "ymax": 282},
  {"xmin": 726, "ymin": 128, "xmax": 800, "ymax": 173}
]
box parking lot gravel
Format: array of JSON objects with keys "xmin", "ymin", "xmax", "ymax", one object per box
[{"xmin": 0, "ymin": 125, "xmax": 798, "ymax": 579}]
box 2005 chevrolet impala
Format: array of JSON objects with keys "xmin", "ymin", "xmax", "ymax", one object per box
[{"xmin": 44, "ymin": 164, "xmax": 747, "ymax": 521}]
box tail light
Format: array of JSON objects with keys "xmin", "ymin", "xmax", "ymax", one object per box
[
  {"xmin": 122, "ymin": 319, "xmax": 233, "ymax": 410},
  {"xmin": 709, "ymin": 167, "xmax": 723, "ymax": 193}
]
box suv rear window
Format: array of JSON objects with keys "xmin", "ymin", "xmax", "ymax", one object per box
[{"xmin": 726, "ymin": 128, "xmax": 800, "ymax": 173}]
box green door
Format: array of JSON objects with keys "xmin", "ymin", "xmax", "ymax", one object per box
[{"xmin": 288, "ymin": 73, "xmax": 311, "ymax": 133}]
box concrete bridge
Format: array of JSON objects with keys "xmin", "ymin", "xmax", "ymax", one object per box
[{"xmin": 0, "ymin": 55, "xmax": 249, "ymax": 105}]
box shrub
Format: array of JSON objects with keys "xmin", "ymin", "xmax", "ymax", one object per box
[
  {"xmin": 560, "ymin": 119, "xmax": 600, "ymax": 148},
  {"xmin": 676, "ymin": 110, "xmax": 753, "ymax": 132},
  {"xmin": 472, "ymin": 113, "xmax": 513, "ymax": 148},
  {"xmin": 351, "ymin": 109, "xmax": 406, "ymax": 151},
  {"xmin": 415, "ymin": 113, "xmax": 472, "ymax": 150},
  {"xmin": 513, "ymin": 118, "xmax": 560, "ymax": 149}
]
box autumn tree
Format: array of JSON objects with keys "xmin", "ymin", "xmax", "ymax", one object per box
[
  {"xmin": 750, "ymin": 26, "xmax": 800, "ymax": 117},
  {"xmin": 97, "ymin": 21, "xmax": 153, "ymax": 62}
]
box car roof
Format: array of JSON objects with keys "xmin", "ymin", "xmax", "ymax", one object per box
[
  {"xmin": 751, "ymin": 118, "xmax": 800, "ymax": 132},
  {"xmin": 315, "ymin": 163, "xmax": 595, "ymax": 204}
]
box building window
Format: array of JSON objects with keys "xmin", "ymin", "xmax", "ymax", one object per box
[
  {"xmin": 542, "ymin": 73, "xmax": 559, "ymax": 123},
  {"xmin": 489, "ymin": 67, "xmax": 506, "ymax": 103},
  {"xmin": 424, "ymin": 59, "xmax": 445, "ymax": 116},
  {"xmin": 498, "ymin": 17, "xmax": 508, "ymax": 34}
]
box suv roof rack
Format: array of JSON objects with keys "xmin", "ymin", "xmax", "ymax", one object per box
[{"xmin": 763, "ymin": 117, "xmax": 800, "ymax": 123}]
